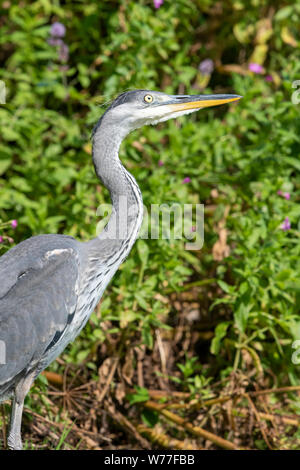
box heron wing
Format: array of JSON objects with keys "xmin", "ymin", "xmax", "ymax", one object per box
[{"xmin": 0, "ymin": 234, "xmax": 80, "ymax": 389}]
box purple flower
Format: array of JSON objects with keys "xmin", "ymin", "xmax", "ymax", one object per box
[
  {"xmin": 277, "ymin": 190, "xmax": 291, "ymax": 200},
  {"xmin": 48, "ymin": 37, "xmax": 63, "ymax": 47},
  {"xmin": 0, "ymin": 236, "xmax": 3, "ymax": 243},
  {"xmin": 198, "ymin": 59, "xmax": 214, "ymax": 76},
  {"xmin": 249, "ymin": 63, "xmax": 263, "ymax": 74},
  {"xmin": 50, "ymin": 22, "xmax": 66, "ymax": 38},
  {"xmin": 11, "ymin": 220, "xmax": 17, "ymax": 229},
  {"xmin": 158, "ymin": 160, "xmax": 164, "ymax": 167},
  {"xmin": 191, "ymin": 226, "xmax": 196, "ymax": 232},
  {"xmin": 182, "ymin": 177, "xmax": 191, "ymax": 184},
  {"xmin": 153, "ymin": 0, "xmax": 163, "ymax": 8},
  {"xmin": 281, "ymin": 217, "xmax": 291, "ymax": 231},
  {"xmin": 265, "ymin": 75, "xmax": 273, "ymax": 82},
  {"xmin": 58, "ymin": 43, "xmax": 69, "ymax": 62},
  {"xmin": 48, "ymin": 36, "xmax": 69, "ymax": 63}
]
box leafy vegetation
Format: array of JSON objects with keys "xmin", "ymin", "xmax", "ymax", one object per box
[{"xmin": 1, "ymin": 0, "xmax": 300, "ymax": 450}]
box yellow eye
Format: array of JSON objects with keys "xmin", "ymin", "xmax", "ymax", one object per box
[{"xmin": 144, "ymin": 94, "xmax": 153, "ymax": 103}]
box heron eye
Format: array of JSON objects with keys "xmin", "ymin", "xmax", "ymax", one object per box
[{"xmin": 144, "ymin": 94, "xmax": 153, "ymax": 104}]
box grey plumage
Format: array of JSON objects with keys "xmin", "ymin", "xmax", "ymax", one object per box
[
  {"xmin": 0, "ymin": 89, "xmax": 241, "ymax": 449},
  {"xmin": 0, "ymin": 235, "xmax": 79, "ymax": 396}
]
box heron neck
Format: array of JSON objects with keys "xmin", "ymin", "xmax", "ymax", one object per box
[{"xmin": 89, "ymin": 123, "xmax": 143, "ymax": 260}]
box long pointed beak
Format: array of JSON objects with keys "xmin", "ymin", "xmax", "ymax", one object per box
[{"xmin": 166, "ymin": 94, "xmax": 242, "ymax": 112}]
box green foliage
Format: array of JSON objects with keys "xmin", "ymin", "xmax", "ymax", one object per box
[{"xmin": 127, "ymin": 386, "xmax": 150, "ymax": 405}]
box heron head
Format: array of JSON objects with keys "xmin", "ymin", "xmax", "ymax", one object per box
[{"xmin": 95, "ymin": 89, "xmax": 242, "ymax": 138}]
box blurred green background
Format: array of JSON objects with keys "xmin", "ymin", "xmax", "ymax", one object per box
[{"xmin": 1, "ymin": 0, "xmax": 300, "ymax": 450}]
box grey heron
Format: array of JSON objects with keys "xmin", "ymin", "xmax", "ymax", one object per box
[{"xmin": 0, "ymin": 89, "xmax": 241, "ymax": 449}]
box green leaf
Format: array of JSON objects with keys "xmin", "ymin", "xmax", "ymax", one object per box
[
  {"xmin": 141, "ymin": 409, "xmax": 159, "ymax": 428},
  {"xmin": 217, "ymin": 280, "xmax": 234, "ymax": 295},
  {"xmin": 284, "ymin": 157, "xmax": 300, "ymax": 171},
  {"xmin": 211, "ymin": 322, "xmax": 230, "ymax": 355},
  {"xmin": 234, "ymin": 302, "xmax": 251, "ymax": 333},
  {"xmin": 127, "ymin": 386, "xmax": 149, "ymax": 405},
  {"xmin": 137, "ymin": 239, "xmax": 149, "ymax": 266}
]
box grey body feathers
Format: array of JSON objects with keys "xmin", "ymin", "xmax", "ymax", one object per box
[{"xmin": 0, "ymin": 234, "xmax": 82, "ymax": 400}]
